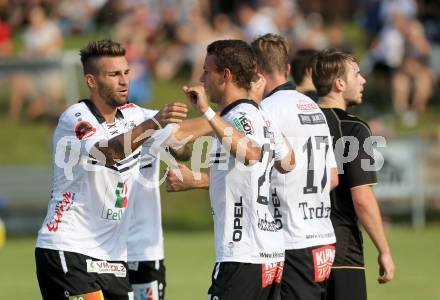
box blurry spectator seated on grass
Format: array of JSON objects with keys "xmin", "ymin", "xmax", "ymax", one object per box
[
  {"xmin": 290, "ymin": 49, "xmax": 319, "ymax": 102},
  {"xmin": 9, "ymin": 5, "xmax": 64, "ymax": 121},
  {"xmin": 391, "ymin": 18, "xmax": 436, "ymax": 126}
]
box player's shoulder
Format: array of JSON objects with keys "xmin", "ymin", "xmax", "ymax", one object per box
[
  {"xmin": 59, "ymin": 101, "xmax": 94, "ymax": 123},
  {"xmin": 118, "ymin": 102, "xmax": 155, "ymax": 118},
  {"xmin": 221, "ymin": 99, "xmax": 260, "ymax": 117},
  {"xmin": 324, "ymin": 108, "xmax": 371, "ymax": 136}
]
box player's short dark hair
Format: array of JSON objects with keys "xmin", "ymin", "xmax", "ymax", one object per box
[
  {"xmin": 207, "ymin": 39, "xmax": 256, "ymax": 91},
  {"xmin": 80, "ymin": 40, "xmax": 126, "ymax": 75},
  {"xmin": 290, "ymin": 49, "xmax": 318, "ymax": 85},
  {"xmin": 311, "ymin": 49, "xmax": 356, "ymax": 97},
  {"xmin": 251, "ymin": 34, "xmax": 289, "ymax": 76}
]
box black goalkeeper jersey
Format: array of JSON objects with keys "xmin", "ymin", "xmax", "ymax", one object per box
[{"xmin": 320, "ymin": 107, "xmax": 377, "ymax": 229}]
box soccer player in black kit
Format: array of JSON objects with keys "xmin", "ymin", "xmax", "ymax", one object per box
[{"xmin": 312, "ymin": 49, "xmax": 395, "ymax": 300}]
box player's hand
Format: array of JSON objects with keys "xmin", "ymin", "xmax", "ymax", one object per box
[
  {"xmin": 154, "ymin": 102, "xmax": 188, "ymax": 127},
  {"xmin": 249, "ymin": 72, "xmax": 266, "ymax": 103},
  {"xmin": 377, "ymin": 252, "xmax": 395, "ymax": 284},
  {"xmin": 166, "ymin": 163, "xmax": 195, "ymax": 192},
  {"xmin": 182, "ymin": 85, "xmax": 210, "ymax": 113}
]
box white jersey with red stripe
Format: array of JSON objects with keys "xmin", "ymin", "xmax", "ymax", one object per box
[
  {"xmin": 36, "ymin": 101, "xmax": 174, "ymax": 261},
  {"xmin": 261, "ymin": 82, "xmax": 336, "ymax": 250},
  {"xmin": 209, "ymin": 99, "xmax": 289, "ymax": 264}
]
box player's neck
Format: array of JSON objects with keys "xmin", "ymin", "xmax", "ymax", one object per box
[
  {"xmin": 296, "ymin": 78, "xmax": 315, "ymax": 93},
  {"xmin": 219, "ymin": 86, "xmax": 250, "ymax": 111},
  {"xmin": 91, "ymin": 97, "xmax": 118, "ymax": 123},
  {"xmin": 264, "ymin": 74, "xmax": 287, "ymax": 96},
  {"xmin": 318, "ymin": 94, "xmax": 346, "ymax": 111}
]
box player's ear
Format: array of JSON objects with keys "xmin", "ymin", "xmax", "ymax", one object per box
[
  {"xmin": 85, "ymin": 74, "xmax": 96, "ymax": 89},
  {"xmin": 334, "ymin": 78, "xmax": 345, "ymax": 92},
  {"xmin": 223, "ymin": 68, "xmax": 232, "ymax": 82},
  {"xmin": 286, "ymin": 63, "xmax": 291, "ymax": 78}
]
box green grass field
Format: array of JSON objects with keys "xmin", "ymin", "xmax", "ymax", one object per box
[{"xmin": 1, "ymin": 226, "xmax": 439, "ymax": 300}]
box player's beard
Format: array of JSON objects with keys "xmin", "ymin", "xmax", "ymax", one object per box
[{"xmin": 97, "ymin": 84, "xmax": 128, "ymax": 108}]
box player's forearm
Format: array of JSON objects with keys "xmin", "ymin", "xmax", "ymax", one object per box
[
  {"xmin": 352, "ymin": 187, "xmax": 392, "ymax": 255},
  {"xmin": 208, "ymin": 115, "xmax": 261, "ymax": 164},
  {"xmin": 191, "ymin": 172, "xmax": 210, "ymax": 189},
  {"xmin": 274, "ymin": 137, "xmax": 295, "ymax": 173},
  {"xmin": 169, "ymin": 144, "xmax": 192, "ymax": 162},
  {"xmin": 93, "ymin": 118, "xmax": 159, "ymax": 166},
  {"xmin": 173, "ymin": 117, "xmax": 212, "ymax": 143}
]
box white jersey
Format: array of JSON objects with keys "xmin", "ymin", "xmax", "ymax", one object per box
[
  {"xmin": 127, "ymin": 109, "xmax": 165, "ymax": 262},
  {"xmin": 261, "ymin": 82, "xmax": 336, "ymax": 250},
  {"xmin": 209, "ymin": 99, "xmax": 289, "ymax": 264},
  {"xmin": 36, "ymin": 101, "xmax": 174, "ymax": 261}
]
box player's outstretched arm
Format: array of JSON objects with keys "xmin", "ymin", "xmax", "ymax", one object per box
[
  {"xmin": 172, "ymin": 117, "xmax": 213, "ymax": 143},
  {"xmin": 166, "ymin": 163, "xmax": 209, "ymax": 192},
  {"xmin": 183, "ymin": 85, "xmax": 261, "ymax": 165},
  {"xmin": 91, "ymin": 102, "xmax": 188, "ymax": 166},
  {"xmin": 351, "ymin": 185, "xmax": 395, "ymax": 284}
]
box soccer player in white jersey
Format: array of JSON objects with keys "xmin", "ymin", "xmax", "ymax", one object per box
[
  {"xmin": 180, "ymin": 39, "xmax": 295, "ymax": 300},
  {"xmin": 127, "ymin": 125, "xmax": 190, "ymax": 300},
  {"xmin": 34, "ymin": 40, "xmax": 189, "ymax": 300},
  {"xmin": 251, "ymin": 34, "xmax": 339, "ymax": 299}
]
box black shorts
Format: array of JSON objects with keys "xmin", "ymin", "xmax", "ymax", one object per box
[
  {"xmin": 208, "ymin": 261, "xmax": 283, "ymax": 300},
  {"xmin": 333, "ymin": 225, "xmax": 364, "ymax": 267},
  {"xmin": 327, "ymin": 267, "xmax": 367, "ymax": 300},
  {"xmin": 35, "ymin": 247, "xmax": 132, "ymax": 300},
  {"xmin": 281, "ymin": 244, "xmax": 335, "ymax": 300},
  {"xmin": 127, "ymin": 260, "xmax": 166, "ymax": 300}
]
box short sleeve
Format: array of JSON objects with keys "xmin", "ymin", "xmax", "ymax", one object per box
[
  {"xmin": 143, "ymin": 124, "xmax": 177, "ymax": 156},
  {"xmin": 345, "ymin": 124, "xmax": 377, "ymax": 188},
  {"xmin": 55, "ymin": 109, "xmax": 107, "ymax": 156},
  {"xmin": 141, "ymin": 108, "xmax": 158, "ymax": 122},
  {"xmin": 269, "ymin": 120, "xmax": 290, "ymax": 161},
  {"xmin": 223, "ymin": 109, "xmax": 265, "ymax": 146}
]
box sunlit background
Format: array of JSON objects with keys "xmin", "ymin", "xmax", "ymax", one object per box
[{"xmin": 0, "ymin": 0, "xmax": 439, "ymax": 299}]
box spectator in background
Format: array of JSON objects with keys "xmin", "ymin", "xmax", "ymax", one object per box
[
  {"xmin": 56, "ymin": 0, "xmax": 97, "ymax": 35},
  {"xmin": 392, "ymin": 18, "xmax": 435, "ymax": 124},
  {"xmin": 9, "ymin": 5, "xmax": 64, "ymax": 121},
  {"xmin": 236, "ymin": 2, "xmax": 279, "ymax": 42},
  {"xmin": 290, "ymin": 49, "xmax": 319, "ymax": 101},
  {"xmin": 0, "ymin": 4, "xmax": 12, "ymax": 57},
  {"xmin": 188, "ymin": 12, "xmax": 241, "ymax": 85},
  {"xmin": 113, "ymin": 5, "xmax": 153, "ymax": 106}
]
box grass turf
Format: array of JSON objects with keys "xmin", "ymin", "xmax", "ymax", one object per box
[{"xmin": 0, "ymin": 226, "xmax": 439, "ymax": 300}]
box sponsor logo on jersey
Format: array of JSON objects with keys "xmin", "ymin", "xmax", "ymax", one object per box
[
  {"xmin": 271, "ymin": 189, "xmax": 283, "ymax": 229},
  {"xmin": 86, "ymin": 259, "xmax": 127, "ymax": 277},
  {"xmin": 46, "ymin": 192, "xmax": 74, "ymax": 232},
  {"xmin": 257, "ymin": 211, "xmax": 280, "ymax": 232},
  {"xmin": 103, "ymin": 182, "xmax": 128, "ymax": 221},
  {"xmin": 115, "ymin": 181, "xmax": 128, "ymax": 208},
  {"xmin": 119, "ymin": 103, "xmax": 137, "ymax": 110},
  {"xmin": 296, "ymin": 103, "xmax": 318, "ymax": 111},
  {"xmin": 312, "ymin": 245, "xmax": 335, "ymax": 282},
  {"xmin": 232, "ymin": 115, "xmax": 254, "ymax": 135},
  {"xmin": 298, "ymin": 113, "xmax": 326, "ymax": 125},
  {"xmin": 74, "ymin": 121, "xmax": 96, "ymax": 140},
  {"xmin": 262, "ymin": 262, "xmax": 283, "ymax": 288},
  {"xmin": 232, "ymin": 197, "xmax": 243, "ymax": 241},
  {"xmin": 68, "ymin": 290, "xmax": 104, "ymax": 300}
]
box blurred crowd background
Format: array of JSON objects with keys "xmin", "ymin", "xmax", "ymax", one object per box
[
  {"xmin": 0, "ymin": 0, "xmax": 439, "ymax": 126},
  {"xmin": 0, "ymin": 0, "xmax": 440, "ymax": 236}
]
